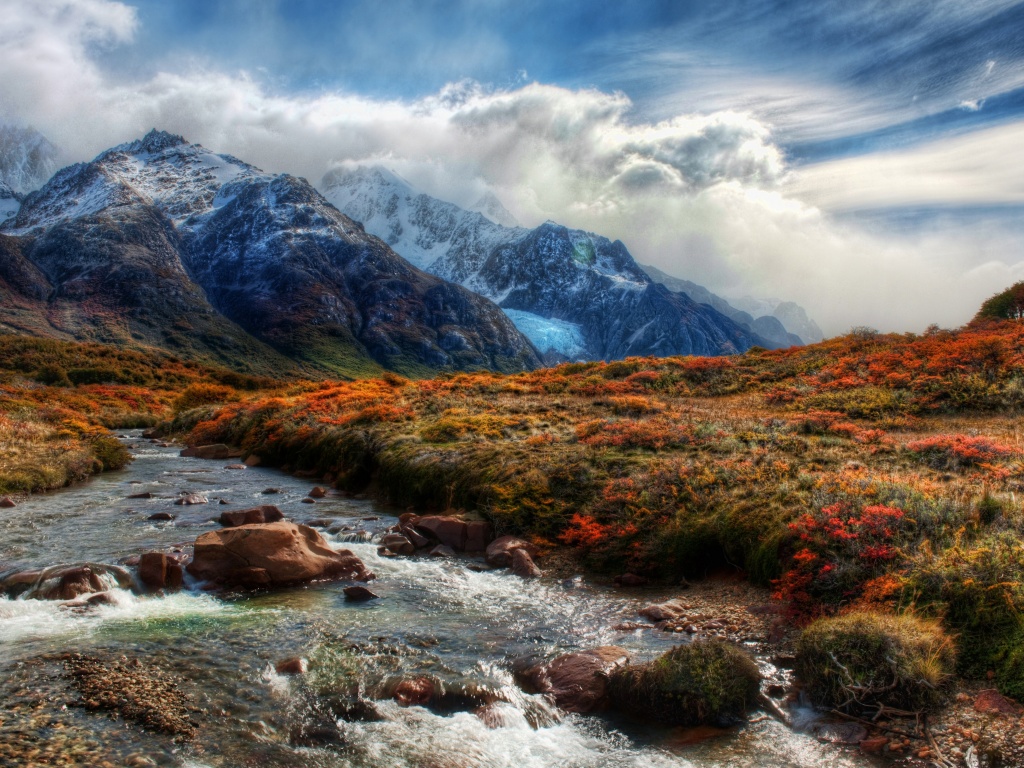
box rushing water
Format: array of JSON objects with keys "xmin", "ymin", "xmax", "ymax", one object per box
[{"xmin": 0, "ymin": 434, "xmax": 881, "ymax": 767}]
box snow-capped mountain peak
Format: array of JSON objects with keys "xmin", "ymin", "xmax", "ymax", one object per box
[{"xmin": 469, "ymin": 190, "xmax": 519, "ymax": 227}]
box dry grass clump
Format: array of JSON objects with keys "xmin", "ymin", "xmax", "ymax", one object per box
[
  {"xmin": 796, "ymin": 611, "xmax": 956, "ymax": 712},
  {"xmin": 609, "ymin": 640, "xmax": 761, "ymax": 726}
]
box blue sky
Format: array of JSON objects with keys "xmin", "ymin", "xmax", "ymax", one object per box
[{"xmin": 3, "ymin": 0, "xmax": 1024, "ymax": 332}]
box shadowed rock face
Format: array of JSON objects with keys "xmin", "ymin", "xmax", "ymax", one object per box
[
  {"xmin": 0, "ymin": 131, "xmax": 542, "ymax": 377},
  {"xmin": 186, "ymin": 521, "xmax": 374, "ymax": 588},
  {"xmin": 518, "ymin": 646, "xmax": 630, "ymax": 713}
]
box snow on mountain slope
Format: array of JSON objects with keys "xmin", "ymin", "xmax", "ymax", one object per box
[
  {"xmin": 0, "ymin": 123, "xmax": 60, "ymax": 197},
  {"xmin": 0, "ymin": 183, "xmax": 20, "ymax": 222},
  {"xmin": 323, "ymin": 165, "xmax": 769, "ymax": 360}
]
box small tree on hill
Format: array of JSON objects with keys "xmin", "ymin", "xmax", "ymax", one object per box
[{"xmin": 974, "ymin": 282, "xmax": 1024, "ymax": 323}]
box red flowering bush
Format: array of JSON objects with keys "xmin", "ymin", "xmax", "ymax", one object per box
[{"xmin": 906, "ymin": 433, "xmax": 1014, "ymax": 470}]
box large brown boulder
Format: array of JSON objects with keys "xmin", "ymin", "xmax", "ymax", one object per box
[
  {"xmin": 485, "ymin": 536, "xmax": 538, "ymax": 567},
  {"xmin": 465, "ymin": 521, "xmax": 492, "ymax": 552},
  {"xmin": 518, "ymin": 647, "xmax": 630, "ymax": 713},
  {"xmin": 137, "ymin": 553, "xmax": 183, "ymax": 591},
  {"xmin": 218, "ymin": 505, "xmax": 284, "ymax": 527},
  {"xmin": 511, "ymin": 548, "xmax": 542, "ymax": 578},
  {"xmin": 187, "ymin": 522, "xmax": 374, "ymax": 588},
  {"xmin": 180, "ymin": 444, "xmax": 233, "ymax": 460}
]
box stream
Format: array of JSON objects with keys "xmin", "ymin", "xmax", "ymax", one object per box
[{"xmin": 0, "ymin": 433, "xmax": 882, "ymax": 767}]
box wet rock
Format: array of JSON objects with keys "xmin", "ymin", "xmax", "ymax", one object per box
[
  {"xmin": 344, "ymin": 585, "xmax": 380, "ymax": 601},
  {"xmin": 141, "ymin": 427, "xmax": 162, "ymax": 439},
  {"xmin": 518, "ymin": 646, "xmax": 629, "ymax": 713},
  {"xmin": 219, "ymin": 498, "xmax": 230, "ymax": 504},
  {"xmin": 381, "ymin": 533, "xmax": 416, "ymax": 555},
  {"xmin": 147, "ymin": 512, "xmax": 174, "ymax": 521},
  {"xmin": 974, "ymin": 688, "xmax": 1023, "ymax": 715},
  {"xmin": 174, "ymin": 493, "xmax": 208, "ymax": 506},
  {"xmin": 262, "ymin": 487, "xmax": 281, "ymax": 495},
  {"xmin": 511, "ymin": 548, "xmax": 542, "ymax": 578},
  {"xmin": 60, "ymin": 590, "xmax": 118, "ymax": 610},
  {"xmin": 300, "ymin": 497, "xmax": 316, "ymax": 504},
  {"xmin": 244, "ymin": 454, "xmax": 262, "ymax": 467},
  {"xmin": 180, "ymin": 443, "xmax": 232, "ymax": 460},
  {"xmin": 187, "ymin": 521, "xmax": 375, "ymax": 588},
  {"xmin": 218, "ymin": 504, "xmax": 284, "ymax": 527},
  {"xmin": 401, "ymin": 526, "xmax": 431, "ymax": 549},
  {"xmin": 429, "ymin": 544, "xmax": 456, "ymax": 558},
  {"xmin": 399, "ymin": 512, "xmax": 420, "ymax": 527},
  {"xmin": 414, "ymin": 515, "xmax": 468, "ymax": 550},
  {"xmin": 137, "ymin": 552, "xmax": 183, "ymax": 592},
  {"xmin": 639, "ymin": 599, "xmax": 687, "ymax": 622},
  {"xmin": 127, "ymin": 491, "xmax": 154, "ymax": 499},
  {"xmin": 307, "ymin": 518, "xmax": 334, "ymax": 528},
  {"xmin": 485, "ymin": 535, "xmax": 538, "ymax": 567},
  {"xmin": 224, "ymin": 464, "xmax": 247, "ymax": 470},
  {"xmin": 308, "ymin": 486, "xmax": 328, "ymax": 499},
  {"xmin": 392, "ymin": 677, "xmax": 435, "ymax": 706},
  {"xmin": 465, "ymin": 521, "xmax": 493, "ymax": 552},
  {"xmin": 615, "ymin": 573, "xmax": 649, "ymax": 587},
  {"xmin": 275, "ymin": 657, "xmax": 307, "ymax": 675},
  {"xmin": 474, "ymin": 702, "xmax": 521, "ymax": 729},
  {"xmin": 0, "ymin": 496, "xmax": 15, "ymax": 508},
  {"xmin": 290, "ymin": 717, "xmax": 344, "ymax": 747},
  {"xmin": 45, "ymin": 565, "xmax": 106, "ymax": 600}
]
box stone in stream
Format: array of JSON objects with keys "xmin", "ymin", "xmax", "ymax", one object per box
[
  {"xmin": 392, "ymin": 677, "xmax": 436, "ymax": 706},
  {"xmin": 244, "ymin": 454, "xmax": 262, "ymax": 467},
  {"xmin": 187, "ymin": 521, "xmax": 374, "ymax": 588},
  {"xmin": 147, "ymin": 512, "xmax": 175, "ymax": 521},
  {"xmin": 175, "ymin": 493, "xmax": 208, "ymax": 506},
  {"xmin": 180, "ymin": 443, "xmax": 233, "ymax": 460},
  {"xmin": 262, "ymin": 487, "xmax": 281, "ymax": 495},
  {"xmin": 137, "ymin": 552, "xmax": 183, "ymax": 591},
  {"xmin": 517, "ymin": 646, "xmax": 630, "ymax": 713},
  {"xmin": 401, "ymin": 526, "xmax": 430, "ymax": 549},
  {"xmin": 465, "ymin": 521, "xmax": 492, "ymax": 553},
  {"xmin": 413, "ymin": 515, "xmax": 468, "ymax": 550},
  {"xmin": 275, "ymin": 657, "xmax": 308, "ymax": 675},
  {"xmin": 511, "ymin": 548, "xmax": 542, "ymax": 579},
  {"xmin": 127, "ymin": 491, "xmax": 154, "ymax": 499},
  {"xmin": 218, "ymin": 505, "xmax": 283, "ymax": 527},
  {"xmin": 300, "ymin": 497, "xmax": 316, "ymax": 504},
  {"xmin": 381, "ymin": 533, "xmax": 415, "ymax": 555},
  {"xmin": 639, "ymin": 600, "xmax": 687, "ymax": 622},
  {"xmin": 0, "ymin": 496, "xmax": 15, "ymax": 508},
  {"xmin": 429, "ymin": 545, "xmax": 456, "ymax": 558},
  {"xmin": 308, "ymin": 486, "xmax": 328, "ymax": 498},
  {"xmin": 485, "ymin": 535, "xmax": 538, "ymax": 567},
  {"xmin": 224, "ymin": 464, "xmax": 247, "ymax": 470},
  {"xmin": 44, "ymin": 565, "xmax": 107, "ymax": 601},
  {"xmin": 344, "ymin": 585, "xmax": 380, "ymax": 601}
]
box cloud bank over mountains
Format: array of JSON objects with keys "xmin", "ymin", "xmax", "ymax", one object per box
[{"xmin": 3, "ymin": 0, "xmax": 1024, "ymax": 335}]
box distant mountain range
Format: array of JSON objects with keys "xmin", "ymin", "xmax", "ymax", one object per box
[
  {"xmin": 0, "ymin": 123, "xmax": 61, "ymax": 223},
  {"xmin": 0, "ymin": 131, "xmax": 541, "ymax": 377},
  {"xmin": 323, "ymin": 166, "xmax": 808, "ymax": 362}
]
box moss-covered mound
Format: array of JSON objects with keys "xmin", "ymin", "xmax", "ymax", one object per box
[
  {"xmin": 609, "ymin": 640, "xmax": 761, "ymax": 726},
  {"xmin": 796, "ymin": 611, "xmax": 956, "ymax": 712}
]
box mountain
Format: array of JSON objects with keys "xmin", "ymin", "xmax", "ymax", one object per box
[
  {"xmin": 0, "ymin": 131, "xmax": 542, "ymax": 377},
  {"xmin": 0, "ymin": 123, "xmax": 61, "ymax": 222},
  {"xmin": 322, "ymin": 166, "xmax": 769, "ymax": 361},
  {"xmin": 639, "ymin": 263, "xmax": 824, "ymax": 345}
]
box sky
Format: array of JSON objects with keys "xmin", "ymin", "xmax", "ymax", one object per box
[{"xmin": 3, "ymin": 0, "xmax": 1024, "ymax": 335}]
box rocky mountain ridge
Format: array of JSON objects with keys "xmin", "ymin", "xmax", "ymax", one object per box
[{"xmin": 0, "ymin": 131, "xmax": 542, "ymax": 377}]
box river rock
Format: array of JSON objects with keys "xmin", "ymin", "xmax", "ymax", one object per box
[
  {"xmin": 308, "ymin": 486, "xmax": 327, "ymax": 499},
  {"xmin": 400, "ymin": 526, "xmax": 430, "ymax": 549},
  {"xmin": 639, "ymin": 599, "xmax": 687, "ymax": 622},
  {"xmin": 175, "ymin": 493, "xmax": 208, "ymax": 506},
  {"xmin": 147, "ymin": 512, "xmax": 175, "ymax": 521},
  {"xmin": 180, "ymin": 444, "xmax": 232, "ymax": 460},
  {"xmin": 186, "ymin": 521, "xmax": 374, "ymax": 588},
  {"xmin": 381, "ymin": 533, "xmax": 416, "ymax": 555},
  {"xmin": 262, "ymin": 487, "xmax": 280, "ymax": 495},
  {"xmin": 392, "ymin": 677, "xmax": 435, "ymax": 706},
  {"xmin": 414, "ymin": 516, "xmax": 468, "ymax": 550},
  {"xmin": 518, "ymin": 647, "xmax": 629, "ymax": 713},
  {"xmin": 511, "ymin": 548, "xmax": 542, "ymax": 578},
  {"xmin": 465, "ymin": 521, "xmax": 493, "ymax": 552},
  {"xmin": 344, "ymin": 585, "xmax": 379, "ymax": 601},
  {"xmin": 224, "ymin": 464, "xmax": 247, "ymax": 470},
  {"xmin": 218, "ymin": 505, "xmax": 284, "ymax": 527},
  {"xmin": 429, "ymin": 544, "xmax": 456, "ymax": 558},
  {"xmin": 137, "ymin": 552, "xmax": 183, "ymax": 591},
  {"xmin": 275, "ymin": 657, "xmax": 307, "ymax": 675},
  {"xmin": 485, "ymin": 535, "xmax": 538, "ymax": 567},
  {"xmin": 43, "ymin": 565, "xmax": 106, "ymax": 600},
  {"xmin": 127, "ymin": 491, "xmax": 154, "ymax": 499},
  {"xmin": 0, "ymin": 496, "xmax": 15, "ymax": 508},
  {"xmin": 244, "ymin": 454, "xmax": 262, "ymax": 467},
  {"xmin": 399, "ymin": 512, "xmax": 420, "ymax": 527},
  {"xmin": 300, "ymin": 497, "xmax": 316, "ymax": 504}
]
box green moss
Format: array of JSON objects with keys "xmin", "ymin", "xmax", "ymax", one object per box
[
  {"xmin": 610, "ymin": 641, "xmax": 761, "ymax": 726},
  {"xmin": 796, "ymin": 611, "xmax": 956, "ymax": 712}
]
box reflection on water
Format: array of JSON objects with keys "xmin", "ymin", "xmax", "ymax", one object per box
[{"xmin": 0, "ymin": 434, "xmax": 879, "ymax": 767}]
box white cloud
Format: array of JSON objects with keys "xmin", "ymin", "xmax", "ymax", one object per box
[{"xmin": 3, "ymin": 0, "xmax": 1024, "ymax": 337}]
